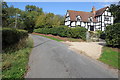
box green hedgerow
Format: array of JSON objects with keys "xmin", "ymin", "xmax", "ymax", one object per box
[
  {"xmin": 34, "ymin": 26, "xmax": 87, "ymax": 40},
  {"xmin": 105, "ymin": 23, "xmax": 120, "ymax": 48},
  {"xmin": 2, "ymin": 28, "xmax": 28, "ymax": 52}
]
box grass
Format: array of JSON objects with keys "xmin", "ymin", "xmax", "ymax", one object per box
[
  {"xmin": 33, "ymin": 33, "xmax": 84, "ymax": 42},
  {"xmin": 99, "ymin": 46, "xmax": 120, "ymax": 69},
  {"xmin": 2, "ymin": 37, "xmax": 33, "ymax": 79},
  {"xmin": 34, "ymin": 34, "xmax": 63, "ymax": 42}
]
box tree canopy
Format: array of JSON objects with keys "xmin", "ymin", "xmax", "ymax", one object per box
[
  {"xmin": 2, "ymin": 2, "xmax": 65, "ymax": 32},
  {"xmin": 109, "ymin": 1, "xmax": 120, "ymax": 23}
]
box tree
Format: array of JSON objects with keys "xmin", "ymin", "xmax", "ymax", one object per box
[
  {"xmin": 2, "ymin": 2, "xmax": 9, "ymax": 27},
  {"xmin": 2, "ymin": 2, "xmax": 64, "ymax": 32},
  {"xmin": 21, "ymin": 5, "xmax": 43, "ymax": 32},
  {"xmin": 25, "ymin": 5, "xmax": 43, "ymax": 14},
  {"xmin": 109, "ymin": 1, "xmax": 120, "ymax": 23},
  {"xmin": 35, "ymin": 13, "xmax": 65, "ymax": 28},
  {"xmin": 2, "ymin": 2, "xmax": 23, "ymax": 28},
  {"xmin": 35, "ymin": 13, "xmax": 46, "ymax": 28}
]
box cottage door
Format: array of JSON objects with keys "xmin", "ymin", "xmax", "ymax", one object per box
[{"xmin": 90, "ymin": 26, "xmax": 94, "ymax": 31}]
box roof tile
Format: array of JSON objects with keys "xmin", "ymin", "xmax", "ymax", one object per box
[{"xmin": 67, "ymin": 7, "xmax": 108, "ymax": 22}]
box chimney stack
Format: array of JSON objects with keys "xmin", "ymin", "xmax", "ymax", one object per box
[{"xmin": 92, "ymin": 6, "xmax": 96, "ymax": 15}]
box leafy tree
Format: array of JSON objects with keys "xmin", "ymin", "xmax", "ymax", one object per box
[
  {"xmin": 2, "ymin": 2, "xmax": 9, "ymax": 27},
  {"xmin": 25, "ymin": 5, "xmax": 43, "ymax": 13},
  {"xmin": 2, "ymin": 2, "xmax": 64, "ymax": 32},
  {"xmin": 35, "ymin": 13, "xmax": 65, "ymax": 28},
  {"xmin": 21, "ymin": 5, "xmax": 43, "ymax": 32},
  {"xmin": 109, "ymin": 1, "xmax": 120, "ymax": 23},
  {"xmin": 2, "ymin": 2, "xmax": 23, "ymax": 28},
  {"xmin": 35, "ymin": 13, "xmax": 46, "ymax": 28},
  {"xmin": 105, "ymin": 23, "xmax": 120, "ymax": 47},
  {"xmin": 35, "ymin": 13, "xmax": 55, "ymax": 28}
]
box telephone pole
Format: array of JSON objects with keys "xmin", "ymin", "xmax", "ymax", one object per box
[{"xmin": 15, "ymin": 13, "xmax": 17, "ymax": 28}]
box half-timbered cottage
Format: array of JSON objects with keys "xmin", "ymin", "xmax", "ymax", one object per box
[{"xmin": 65, "ymin": 6, "xmax": 114, "ymax": 31}]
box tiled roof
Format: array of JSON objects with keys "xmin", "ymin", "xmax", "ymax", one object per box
[
  {"xmin": 67, "ymin": 7, "xmax": 108, "ymax": 22},
  {"xmin": 95, "ymin": 7, "xmax": 108, "ymax": 16}
]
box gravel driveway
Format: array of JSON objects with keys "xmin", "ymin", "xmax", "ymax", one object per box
[{"xmin": 63, "ymin": 41, "xmax": 106, "ymax": 59}]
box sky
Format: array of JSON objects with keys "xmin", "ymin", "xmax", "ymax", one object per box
[
  {"xmin": 5, "ymin": 0, "xmax": 119, "ymax": 2},
  {"xmin": 7, "ymin": 2, "xmax": 116, "ymax": 16}
]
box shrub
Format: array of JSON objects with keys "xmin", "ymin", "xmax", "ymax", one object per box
[
  {"xmin": 2, "ymin": 37, "xmax": 33, "ymax": 78},
  {"xmin": 66, "ymin": 27, "xmax": 87, "ymax": 40},
  {"xmin": 96, "ymin": 30, "xmax": 105, "ymax": 39},
  {"xmin": 105, "ymin": 23, "xmax": 120, "ymax": 47},
  {"xmin": 2, "ymin": 28, "xmax": 28, "ymax": 51},
  {"xmin": 34, "ymin": 26, "xmax": 87, "ymax": 40},
  {"xmin": 54, "ymin": 26, "xmax": 68, "ymax": 37}
]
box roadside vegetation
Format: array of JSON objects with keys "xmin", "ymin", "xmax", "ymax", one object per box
[
  {"xmin": 34, "ymin": 26, "xmax": 87, "ymax": 40},
  {"xmin": 99, "ymin": 47, "xmax": 120, "ymax": 69},
  {"xmin": 33, "ymin": 33, "xmax": 84, "ymax": 42},
  {"xmin": 99, "ymin": 23, "xmax": 120, "ymax": 69},
  {"xmin": 2, "ymin": 28, "xmax": 33, "ymax": 78},
  {"xmin": 105, "ymin": 23, "xmax": 120, "ymax": 48},
  {"xmin": 34, "ymin": 33, "xmax": 63, "ymax": 42}
]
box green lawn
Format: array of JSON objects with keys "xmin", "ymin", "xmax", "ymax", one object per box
[
  {"xmin": 99, "ymin": 47, "xmax": 120, "ymax": 69},
  {"xmin": 2, "ymin": 37, "xmax": 33, "ymax": 78}
]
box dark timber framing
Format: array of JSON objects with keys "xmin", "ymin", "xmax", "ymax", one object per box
[{"xmin": 64, "ymin": 7, "xmax": 113, "ymax": 31}]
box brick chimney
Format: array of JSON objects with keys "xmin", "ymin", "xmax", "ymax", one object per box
[{"xmin": 92, "ymin": 6, "xmax": 96, "ymax": 15}]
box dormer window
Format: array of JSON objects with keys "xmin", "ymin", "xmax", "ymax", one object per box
[
  {"xmin": 88, "ymin": 17, "xmax": 93, "ymax": 22},
  {"xmin": 76, "ymin": 16, "xmax": 81, "ymax": 21}
]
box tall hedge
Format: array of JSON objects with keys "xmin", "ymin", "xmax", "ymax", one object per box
[
  {"xmin": 34, "ymin": 26, "xmax": 87, "ymax": 40},
  {"xmin": 105, "ymin": 23, "xmax": 120, "ymax": 47},
  {"xmin": 2, "ymin": 28, "xmax": 28, "ymax": 51}
]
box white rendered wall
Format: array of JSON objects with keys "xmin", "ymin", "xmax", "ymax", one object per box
[
  {"xmin": 81, "ymin": 22, "xmax": 85, "ymax": 26},
  {"xmin": 71, "ymin": 22, "xmax": 75, "ymax": 26},
  {"xmin": 111, "ymin": 16, "xmax": 114, "ymax": 24},
  {"xmin": 66, "ymin": 12, "xmax": 69, "ymax": 17},
  {"xmin": 102, "ymin": 27, "xmax": 105, "ymax": 31},
  {"xmin": 76, "ymin": 21, "xmax": 80, "ymax": 25},
  {"xmin": 65, "ymin": 21, "xmax": 70, "ymax": 25}
]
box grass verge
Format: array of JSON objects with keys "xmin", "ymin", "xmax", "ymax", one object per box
[
  {"xmin": 33, "ymin": 33, "xmax": 84, "ymax": 42},
  {"xmin": 33, "ymin": 33, "xmax": 63, "ymax": 42},
  {"xmin": 2, "ymin": 37, "xmax": 33, "ymax": 78},
  {"xmin": 99, "ymin": 47, "xmax": 120, "ymax": 69},
  {"xmin": 38, "ymin": 35, "xmax": 63, "ymax": 42}
]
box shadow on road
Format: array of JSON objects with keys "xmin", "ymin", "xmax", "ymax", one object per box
[{"xmin": 34, "ymin": 40, "xmax": 51, "ymax": 48}]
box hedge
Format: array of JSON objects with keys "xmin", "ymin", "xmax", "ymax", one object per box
[
  {"xmin": 105, "ymin": 23, "xmax": 120, "ymax": 47},
  {"xmin": 2, "ymin": 28, "xmax": 28, "ymax": 51},
  {"xmin": 34, "ymin": 26, "xmax": 87, "ymax": 40},
  {"xmin": 96, "ymin": 30, "xmax": 106, "ymax": 39}
]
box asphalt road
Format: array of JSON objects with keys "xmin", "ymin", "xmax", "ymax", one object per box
[{"xmin": 25, "ymin": 34, "xmax": 118, "ymax": 78}]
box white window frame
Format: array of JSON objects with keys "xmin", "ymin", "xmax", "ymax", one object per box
[
  {"xmin": 76, "ymin": 16, "xmax": 81, "ymax": 21},
  {"xmin": 88, "ymin": 17, "xmax": 93, "ymax": 22}
]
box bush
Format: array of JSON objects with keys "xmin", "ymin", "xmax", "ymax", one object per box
[
  {"xmin": 96, "ymin": 30, "xmax": 105, "ymax": 39},
  {"xmin": 69, "ymin": 27, "xmax": 87, "ymax": 40},
  {"xmin": 2, "ymin": 37, "xmax": 33, "ymax": 78},
  {"xmin": 34, "ymin": 26, "xmax": 87, "ymax": 40},
  {"xmin": 105, "ymin": 23, "xmax": 120, "ymax": 47},
  {"xmin": 2, "ymin": 28, "xmax": 28, "ymax": 51}
]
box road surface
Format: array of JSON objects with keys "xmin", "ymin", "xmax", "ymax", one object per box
[{"xmin": 25, "ymin": 34, "xmax": 118, "ymax": 78}]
